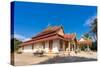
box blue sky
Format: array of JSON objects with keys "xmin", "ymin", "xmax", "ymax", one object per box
[{"xmin": 13, "ymin": 1, "xmax": 97, "ymax": 40}]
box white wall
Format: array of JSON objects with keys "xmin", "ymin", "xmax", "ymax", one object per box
[
  {"xmin": 21, "ymin": 42, "xmax": 48, "ymax": 53},
  {"xmin": 44, "ymin": 41, "xmax": 49, "ymax": 53},
  {"xmin": 52, "ymin": 39, "xmax": 60, "ymax": 53},
  {"xmin": 33, "ymin": 41, "xmax": 50, "ymax": 53},
  {"xmin": 33, "ymin": 42, "xmax": 43, "ymax": 52},
  {"xmin": 22, "ymin": 42, "xmax": 44, "ymax": 53},
  {"xmin": 21, "ymin": 40, "xmax": 61, "ymax": 53},
  {"xmin": 22, "ymin": 45, "xmax": 33, "ymax": 52},
  {"xmin": 63, "ymin": 41, "xmax": 65, "ymax": 50}
]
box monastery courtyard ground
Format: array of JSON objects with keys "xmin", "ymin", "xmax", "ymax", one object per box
[{"xmin": 13, "ymin": 51, "xmax": 97, "ymax": 66}]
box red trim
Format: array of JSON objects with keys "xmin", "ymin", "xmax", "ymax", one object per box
[{"xmin": 20, "ymin": 34, "xmax": 67, "ymax": 47}]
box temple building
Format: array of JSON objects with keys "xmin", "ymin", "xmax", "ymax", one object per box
[{"xmin": 19, "ymin": 26, "xmax": 77, "ymax": 53}]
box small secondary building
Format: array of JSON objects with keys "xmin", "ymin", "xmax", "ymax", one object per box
[
  {"xmin": 19, "ymin": 26, "xmax": 77, "ymax": 53},
  {"xmin": 78, "ymin": 37, "xmax": 92, "ymax": 50}
]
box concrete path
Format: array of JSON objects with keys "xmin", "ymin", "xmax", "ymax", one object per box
[{"xmin": 13, "ymin": 51, "xmax": 97, "ymax": 66}]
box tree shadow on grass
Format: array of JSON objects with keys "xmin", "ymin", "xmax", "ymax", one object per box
[{"xmin": 37, "ymin": 56, "xmax": 97, "ymax": 64}]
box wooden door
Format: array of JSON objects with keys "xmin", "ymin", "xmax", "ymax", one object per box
[
  {"xmin": 32, "ymin": 44, "xmax": 34, "ymax": 50},
  {"xmin": 60, "ymin": 40, "xmax": 63, "ymax": 51},
  {"xmin": 65, "ymin": 41, "xmax": 68, "ymax": 50},
  {"xmin": 42, "ymin": 42, "xmax": 45, "ymax": 49},
  {"xmin": 49, "ymin": 40, "xmax": 53, "ymax": 51}
]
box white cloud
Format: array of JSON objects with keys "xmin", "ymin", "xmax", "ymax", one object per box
[
  {"xmin": 12, "ymin": 33, "xmax": 31, "ymax": 42},
  {"xmin": 84, "ymin": 15, "xmax": 97, "ymax": 26},
  {"xmin": 24, "ymin": 38, "xmax": 31, "ymax": 41}
]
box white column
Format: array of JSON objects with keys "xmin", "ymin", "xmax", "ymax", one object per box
[
  {"xmin": 52, "ymin": 40, "xmax": 59, "ymax": 53},
  {"xmin": 63, "ymin": 41, "xmax": 65, "ymax": 51},
  {"xmin": 68, "ymin": 42, "xmax": 71, "ymax": 56},
  {"xmin": 87, "ymin": 45, "xmax": 90, "ymax": 51},
  {"xmin": 74, "ymin": 43, "xmax": 76, "ymax": 51},
  {"xmin": 68, "ymin": 42, "xmax": 70, "ymax": 51},
  {"xmin": 44, "ymin": 41, "xmax": 49, "ymax": 53}
]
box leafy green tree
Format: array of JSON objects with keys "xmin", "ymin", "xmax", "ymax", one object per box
[
  {"xmin": 83, "ymin": 33, "xmax": 92, "ymax": 40},
  {"xmin": 11, "ymin": 38, "xmax": 22, "ymax": 53}
]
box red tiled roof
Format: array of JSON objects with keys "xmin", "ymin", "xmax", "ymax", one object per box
[
  {"xmin": 64, "ymin": 34, "xmax": 75, "ymax": 40},
  {"xmin": 19, "ymin": 26, "xmax": 77, "ymax": 47},
  {"xmin": 77, "ymin": 39, "xmax": 92, "ymax": 46},
  {"xmin": 20, "ymin": 34, "xmax": 67, "ymax": 46},
  {"xmin": 32, "ymin": 26, "xmax": 61, "ymax": 38},
  {"xmin": 20, "ymin": 26, "xmax": 63, "ymax": 46}
]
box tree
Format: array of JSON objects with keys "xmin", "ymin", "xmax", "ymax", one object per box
[
  {"xmin": 11, "ymin": 38, "xmax": 22, "ymax": 53},
  {"xmin": 90, "ymin": 18, "xmax": 97, "ymax": 34},
  {"xmin": 90, "ymin": 18, "xmax": 97, "ymax": 41},
  {"xmin": 89, "ymin": 18, "xmax": 97, "ymax": 50},
  {"xmin": 83, "ymin": 33, "xmax": 92, "ymax": 40}
]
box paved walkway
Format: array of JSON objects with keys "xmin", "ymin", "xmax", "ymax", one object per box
[{"xmin": 13, "ymin": 51, "xmax": 97, "ymax": 66}]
